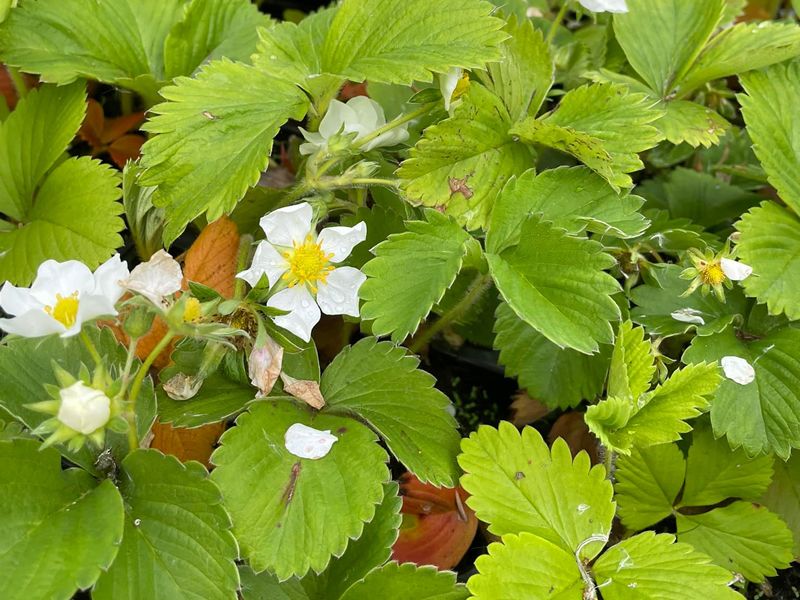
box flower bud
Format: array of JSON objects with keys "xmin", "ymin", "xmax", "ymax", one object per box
[
  {"xmin": 123, "ymin": 305, "xmax": 155, "ymax": 339},
  {"xmin": 57, "ymin": 382, "xmax": 111, "ymax": 434}
]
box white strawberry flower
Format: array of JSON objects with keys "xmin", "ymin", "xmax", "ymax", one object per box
[
  {"xmin": 578, "ymin": 0, "xmax": 628, "ymax": 13},
  {"xmin": 284, "ymin": 423, "xmax": 338, "ymax": 459},
  {"xmin": 299, "ymin": 96, "xmax": 409, "ymax": 155},
  {"xmin": 236, "ymin": 202, "xmax": 367, "ymax": 342},
  {"xmin": 0, "ymin": 255, "xmax": 129, "ymax": 338},
  {"xmin": 122, "ymin": 249, "xmax": 183, "ymax": 307},
  {"xmin": 720, "ymin": 258, "xmax": 753, "ymax": 282},
  {"xmin": 57, "ymin": 381, "xmax": 111, "ymax": 435}
]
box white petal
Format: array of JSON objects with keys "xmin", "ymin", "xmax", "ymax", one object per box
[
  {"xmin": 284, "ymin": 423, "xmax": 337, "ymax": 459},
  {"xmin": 267, "ymin": 285, "xmax": 321, "ymax": 342},
  {"xmin": 720, "ymin": 258, "xmax": 753, "ymax": 282},
  {"xmin": 123, "ymin": 250, "xmax": 181, "ymax": 306},
  {"xmin": 0, "ymin": 282, "xmax": 41, "ymax": 316},
  {"xmin": 721, "ymin": 356, "xmax": 756, "ymax": 386},
  {"xmin": 248, "ymin": 336, "xmax": 284, "ymax": 398},
  {"xmin": 92, "ymin": 254, "xmax": 130, "ymax": 304},
  {"xmin": 362, "ymin": 125, "xmax": 410, "ymax": 151},
  {"xmin": 578, "ymin": 0, "xmax": 628, "ymax": 12},
  {"xmin": 347, "ymin": 96, "xmax": 385, "ymax": 132},
  {"xmin": 319, "ymin": 99, "xmax": 352, "ymax": 139},
  {"xmin": 298, "ymin": 128, "xmax": 326, "ymax": 155},
  {"xmin": 75, "ymin": 293, "xmax": 118, "ymax": 328},
  {"xmin": 30, "ymin": 260, "xmax": 94, "ymax": 302},
  {"xmin": 259, "ymin": 203, "xmax": 314, "ymax": 247},
  {"xmin": 439, "ymin": 67, "xmax": 462, "ymax": 111},
  {"xmin": 316, "ymin": 267, "xmax": 365, "ymax": 317},
  {"xmin": 0, "ymin": 310, "xmax": 64, "ymax": 338},
  {"xmin": 670, "ymin": 308, "xmax": 706, "ymax": 325},
  {"xmin": 317, "ymin": 222, "xmax": 367, "ymax": 263},
  {"xmin": 236, "ymin": 241, "xmax": 288, "ymax": 288},
  {"xmin": 57, "ymin": 382, "xmax": 110, "ymax": 434}
]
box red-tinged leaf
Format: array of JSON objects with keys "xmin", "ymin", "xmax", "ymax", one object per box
[
  {"xmin": 183, "ymin": 216, "xmax": 240, "ymax": 298},
  {"xmin": 108, "ymin": 134, "xmax": 145, "ymax": 169},
  {"xmin": 391, "ymin": 472, "xmax": 477, "ymax": 570},
  {"xmin": 78, "ymin": 99, "xmax": 145, "ymax": 166}
]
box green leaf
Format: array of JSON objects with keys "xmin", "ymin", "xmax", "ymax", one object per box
[
  {"xmin": 616, "ymin": 444, "xmax": 686, "ymax": 531},
  {"xmin": 592, "ymin": 531, "xmax": 741, "ymax": 599},
  {"xmin": 486, "ymin": 216, "xmax": 621, "ymax": 354},
  {"xmin": 339, "ymin": 562, "xmax": 468, "ymax": 600},
  {"xmin": 477, "ymin": 16, "xmax": 553, "ymax": 120},
  {"xmin": 735, "ymin": 202, "xmax": 800, "ymax": 321},
  {"xmin": 321, "ymin": 0, "xmax": 506, "ymax": 85},
  {"xmin": 163, "ymin": 0, "xmax": 270, "ymax": 80},
  {"xmin": 398, "ymin": 83, "xmax": 532, "ymax": 230},
  {"xmin": 210, "ymin": 400, "xmax": 389, "ymax": 580},
  {"xmin": 0, "ymin": 0, "xmax": 268, "ymax": 100},
  {"xmin": 613, "ymin": 0, "xmax": 725, "ymax": 97},
  {"xmin": 459, "ymin": 422, "xmax": 615, "ymax": 558},
  {"xmin": 679, "ymin": 22, "xmax": 800, "ymax": 96},
  {"xmin": 586, "ymin": 362, "xmax": 721, "ymax": 454},
  {"xmin": 157, "ymin": 374, "xmax": 260, "ymax": 428},
  {"xmin": 93, "ymin": 450, "xmax": 238, "ymax": 600},
  {"xmin": 680, "ymin": 424, "xmax": 774, "ymax": 507},
  {"xmin": 683, "ymin": 326, "xmax": 800, "ymax": 459},
  {"xmin": 468, "ymin": 533, "xmax": 584, "ymax": 599},
  {"xmin": 139, "ymin": 59, "xmax": 309, "ymax": 244},
  {"xmin": 739, "ymin": 61, "xmax": 800, "ymax": 215},
  {"xmin": 656, "ymin": 100, "xmax": 730, "ymax": 148},
  {"xmin": 0, "ymin": 83, "xmax": 123, "ymax": 284},
  {"xmin": 0, "ymin": 439, "xmax": 124, "ymax": 600},
  {"xmin": 239, "ymin": 482, "xmax": 402, "ymax": 600},
  {"xmin": 608, "ymin": 321, "xmax": 656, "ymax": 402},
  {"xmin": 321, "ymin": 337, "xmax": 460, "ymax": 486},
  {"xmin": 360, "ymin": 211, "xmax": 471, "ymax": 343},
  {"xmin": 493, "ymin": 301, "xmax": 611, "ymax": 409},
  {"xmin": 761, "ymin": 454, "xmax": 800, "ymax": 558},
  {"xmin": 630, "ymin": 264, "xmax": 748, "ymax": 338},
  {"xmin": 677, "ymin": 502, "xmax": 794, "ymax": 582},
  {"xmin": 510, "ymin": 83, "xmax": 663, "ymax": 190},
  {"xmin": 122, "ymin": 162, "xmax": 164, "ymax": 261},
  {"xmin": 488, "ymin": 167, "xmax": 649, "ymax": 252}
]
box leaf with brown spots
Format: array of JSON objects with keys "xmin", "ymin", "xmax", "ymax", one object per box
[{"xmin": 183, "ymin": 216, "xmax": 240, "ymax": 298}]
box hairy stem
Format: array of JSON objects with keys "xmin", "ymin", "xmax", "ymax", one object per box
[
  {"xmin": 355, "ymin": 102, "xmax": 436, "ymax": 149},
  {"xmin": 125, "ymin": 331, "xmax": 174, "ymax": 450},
  {"xmin": 80, "ymin": 330, "xmax": 103, "ymax": 367}
]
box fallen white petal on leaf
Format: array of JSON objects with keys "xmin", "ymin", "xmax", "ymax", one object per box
[
  {"xmin": 670, "ymin": 308, "xmax": 706, "ymax": 325},
  {"xmin": 284, "ymin": 423, "xmax": 338, "ymax": 459},
  {"xmin": 721, "ymin": 356, "xmax": 756, "ymax": 385},
  {"xmin": 720, "ymin": 258, "xmax": 753, "ymax": 282},
  {"xmin": 578, "ymin": 0, "xmax": 628, "ymax": 12}
]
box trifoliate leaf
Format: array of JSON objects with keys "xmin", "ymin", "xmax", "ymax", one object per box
[
  {"xmin": 210, "ymin": 400, "xmax": 388, "ymax": 580},
  {"xmin": 139, "ymin": 59, "xmax": 308, "ymax": 244},
  {"xmin": 239, "ymin": 482, "xmax": 402, "ymax": 600},
  {"xmin": 511, "ymin": 83, "xmax": 663, "ymax": 190},
  {"xmin": 678, "ymin": 22, "xmax": 800, "ymax": 96},
  {"xmin": 488, "ymin": 167, "xmax": 648, "ymax": 253},
  {"xmin": 683, "ymin": 326, "xmax": 800, "ymax": 459},
  {"xmin": 586, "ymin": 362, "xmax": 720, "ymax": 454},
  {"xmin": 339, "ymin": 563, "xmax": 468, "ymax": 600},
  {"xmin": 0, "ymin": 0, "xmax": 268, "ymax": 101},
  {"xmin": 735, "ymin": 202, "xmax": 800, "ymax": 321},
  {"xmin": 477, "ymin": 16, "xmax": 553, "ymax": 121},
  {"xmin": 0, "ymin": 439, "xmax": 124, "ymax": 600},
  {"xmin": 93, "ymin": 450, "xmax": 238, "ymax": 600},
  {"xmin": 459, "ymin": 422, "xmax": 615, "ymax": 558},
  {"xmin": 321, "ymin": 337, "xmax": 460, "ymax": 486},
  {"xmin": 486, "ymin": 216, "xmax": 621, "ymax": 354},
  {"xmin": 398, "ymin": 83, "xmax": 532, "ymax": 230},
  {"xmin": 321, "ymin": 0, "xmax": 506, "ymax": 85},
  {"xmin": 592, "ymin": 531, "xmax": 741, "ymax": 599},
  {"xmin": 656, "ymin": 100, "xmax": 730, "ymax": 148},
  {"xmin": 493, "ymin": 302, "xmax": 611, "ymax": 409},
  {"xmin": 761, "ymin": 454, "xmax": 800, "ymax": 558},
  {"xmin": 0, "ymin": 83, "xmax": 123, "ymax": 285},
  {"xmin": 616, "ymin": 444, "xmax": 685, "ymax": 531},
  {"xmin": 613, "ymin": 0, "xmax": 725, "ymax": 97},
  {"xmin": 677, "ymin": 502, "xmax": 794, "ymax": 583},
  {"xmin": 638, "ymin": 168, "xmax": 761, "ymax": 229},
  {"xmin": 680, "ymin": 423, "xmax": 774, "ymax": 507},
  {"xmin": 468, "ymin": 533, "xmax": 584, "ymax": 599},
  {"xmin": 739, "ymin": 62, "xmax": 800, "ymax": 215},
  {"xmin": 360, "ymin": 211, "xmax": 472, "ymax": 343},
  {"xmin": 608, "ymin": 321, "xmax": 656, "ymax": 402},
  {"xmin": 630, "ymin": 264, "xmax": 748, "ymax": 338}
]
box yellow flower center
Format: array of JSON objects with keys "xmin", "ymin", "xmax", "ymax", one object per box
[
  {"xmin": 453, "ymin": 72, "xmax": 471, "ymax": 101},
  {"xmin": 183, "ymin": 297, "xmax": 202, "ymax": 322},
  {"xmin": 700, "ymin": 261, "xmax": 726, "ymax": 286},
  {"xmin": 45, "ymin": 292, "xmax": 80, "ymax": 328},
  {"xmin": 282, "ymin": 235, "xmax": 333, "ymax": 292}
]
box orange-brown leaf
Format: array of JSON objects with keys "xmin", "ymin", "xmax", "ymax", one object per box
[
  {"xmin": 149, "ymin": 421, "xmax": 225, "ymax": 468},
  {"xmin": 547, "ymin": 411, "xmax": 600, "ymax": 464},
  {"xmin": 183, "ymin": 216, "xmax": 240, "ymax": 298},
  {"xmin": 108, "ymin": 134, "xmax": 145, "ymax": 168}
]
